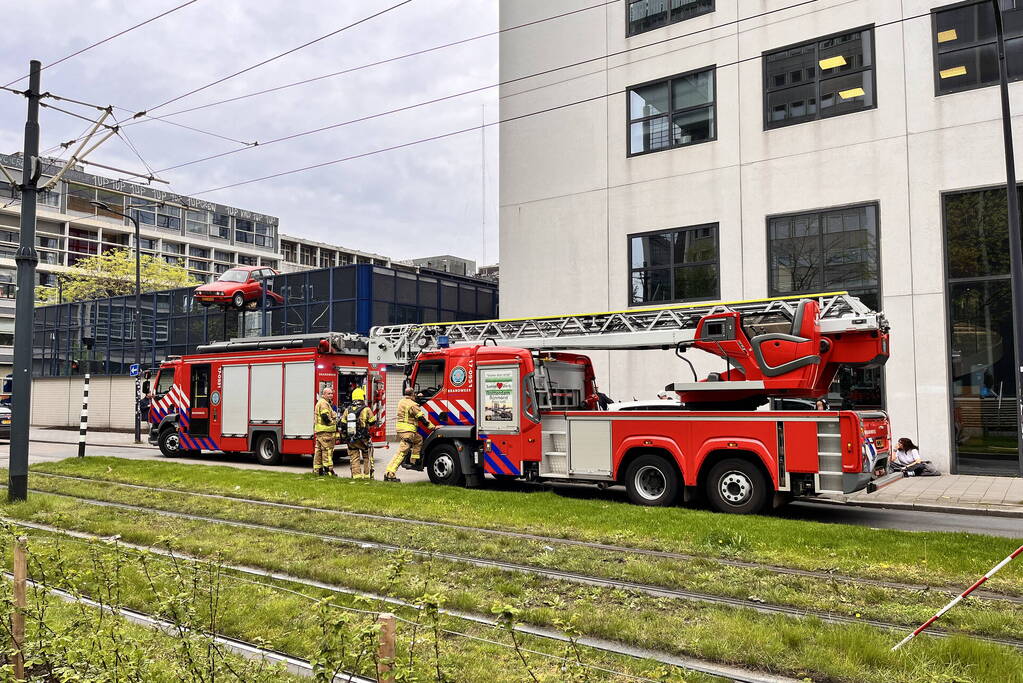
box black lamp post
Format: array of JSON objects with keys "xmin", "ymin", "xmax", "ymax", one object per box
[
  {"xmin": 91, "ymin": 200, "xmax": 146, "ymax": 443},
  {"xmin": 990, "ymin": 1, "xmax": 1023, "ymax": 477}
]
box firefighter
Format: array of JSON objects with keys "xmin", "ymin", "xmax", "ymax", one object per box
[
  {"xmin": 313, "ymin": 386, "xmax": 339, "ymax": 477},
  {"xmin": 342, "ymin": 386, "xmax": 377, "ymax": 479},
  {"xmin": 384, "ymin": 387, "xmax": 433, "ymax": 482}
]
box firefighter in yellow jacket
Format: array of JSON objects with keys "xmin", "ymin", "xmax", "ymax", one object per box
[
  {"xmin": 384, "ymin": 387, "xmax": 434, "ymax": 482},
  {"xmin": 313, "ymin": 386, "xmax": 339, "ymax": 477},
  {"xmin": 342, "ymin": 387, "xmax": 377, "ymax": 479}
]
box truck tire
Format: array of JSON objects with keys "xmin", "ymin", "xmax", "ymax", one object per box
[
  {"xmin": 624, "ymin": 454, "xmax": 680, "ymax": 506},
  {"xmin": 232, "ymin": 292, "xmax": 246, "ymax": 309},
  {"xmin": 427, "ymin": 443, "xmax": 465, "ymax": 486},
  {"xmin": 253, "ymin": 433, "xmax": 282, "ymax": 466},
  {"xmin": 158, "ymin": 428, "xmax": 180, "ymax": 458},
  {"xmin": 706, "ymin": 458, "xmax": 768, "ymax": 514}
]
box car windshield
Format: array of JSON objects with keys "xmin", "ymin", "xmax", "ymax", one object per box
[{"xmin": 218, "ymin": 269, "xmax": 250, "ymax": 283}]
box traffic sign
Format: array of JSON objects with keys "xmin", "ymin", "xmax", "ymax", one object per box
[{"xmin": 129, "ymin": 364, "xmax": 140, "ymax": 377}]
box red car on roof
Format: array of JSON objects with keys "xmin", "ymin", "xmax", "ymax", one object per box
[{"xmin": 194, "ymin": 266, "xmax": 283, "ymax": 308}]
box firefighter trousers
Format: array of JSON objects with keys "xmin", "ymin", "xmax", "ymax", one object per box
[
  {"xmin": 349, "ymin": 440, "xmax": 373, "ymax": 478},
  {"xmin": 386, "ymin": 430, "xmax": 423, "ymax": 475},
  {"xmin": 313, "ymin": 432, "xmax": 336, "ymax": 472}
]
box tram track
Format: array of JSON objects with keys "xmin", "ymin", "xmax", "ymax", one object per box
[
  {"xmin": 6, "ymin": 518, "xmax": 799, "ymax": 683},
  {"xmin": 30, "ymin": 471, "xmax": 1023, "ymax": 605},
  {"xmin": 11, "ymin": 483, "xmax": 1023, "ymax": 654}
]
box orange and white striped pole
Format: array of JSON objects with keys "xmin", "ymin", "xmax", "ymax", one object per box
[{"xmin": 892, "ymin": 543, "xmax": 1023, "ymax": 651}]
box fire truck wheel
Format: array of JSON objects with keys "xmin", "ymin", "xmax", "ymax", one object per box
[
  {"xmin": 158, "ymin": 429, "xmax": 180, "ymax": 458},
  {"xmin": 427, "ymin": 444, "xmax": 465, "ymax": 486},
  {"xmin": 706, "ymin": 458, "xmax": 768, "ymax": 514},
  {"xmin": 254, "ymin": 434, "xmax": 282, "ymax": 466},
  {"xmin": 624, "ymin": 455, "xmax": 679, "ymax": 506},
  {"xmin": 232, "ymin": 292, "xmax": 246, "ymax": 309}
]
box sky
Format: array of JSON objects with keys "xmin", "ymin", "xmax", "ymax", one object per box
[{"xmin": 0, "ymin": 0, "xmax": 500, "ymax": 265}]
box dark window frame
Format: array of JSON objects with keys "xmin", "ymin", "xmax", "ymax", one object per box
[
  {"xmin": 762, "ymin": 25, "xmax": 878, "ymax": 131},
  {"xmin": 931, "ymin": 0, "xmax": 1023, "ymax": 96},
  {"xmin": 627, "ymin": 65, "xmax": 717, "ymax": 157},
  {"xmin": 765, "ymin": 201, "xmax": 882, "ymax": 300},
  {"xmin": 626, "ymin": 0, "xmax": 715, "ymax": 38},
  {"xmin": 627, "ymin": 223, "xmax": 720, "ymax": 306}
]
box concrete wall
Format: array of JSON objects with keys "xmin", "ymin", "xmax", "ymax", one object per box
[
  {"xmin": 31, "ymin": 376, "xmax": 138, "ymax": 430},
  {"xmin": 499, "ymin": 0, "xmax": 1023, "ymax": 474}
]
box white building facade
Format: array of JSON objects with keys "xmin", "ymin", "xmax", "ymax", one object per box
[{"xmin": 500, "ymin": 0, "xmax": 1023, "ymax": 477}]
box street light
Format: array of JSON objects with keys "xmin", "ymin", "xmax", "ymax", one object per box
[{"xmin": 90, "ymin": 199, "xmax": 153, "ymax": 444}]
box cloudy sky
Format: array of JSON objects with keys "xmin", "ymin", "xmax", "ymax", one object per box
[{"xmin": 1, "ymin": 0, "xmax": 499, "ymax": 265}]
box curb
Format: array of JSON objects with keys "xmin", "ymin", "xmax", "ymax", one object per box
[
  {"xmin": 807, "ymin": 497, "xmax": 1023, "ymax": 519},
  {"xmin": 29, "ymin": 438, "xmax": 152, "ymax": 451}
]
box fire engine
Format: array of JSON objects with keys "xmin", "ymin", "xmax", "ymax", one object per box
[
  {"xmin": 368, "ymin": 292, "xmax": 892, "ymax": 513},
  {"xmin": 147, "ymin": 333, "xmax": 386, "ymax": 465}
]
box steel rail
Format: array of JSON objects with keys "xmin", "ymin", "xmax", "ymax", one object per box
[
  {"xmin": 31, "ymin": 471, "xmax": 1023, "ymax": 605},
  {"xmin": 11, "ymin": 484, "xmax": 1023, "ymax": 653},
  {"xmin": 3, "ymin": 571, "xmax": 373, "ymax": 682},
  {"xmin": 7, "ymin": 519, "xmax": 798, "ymax": 683}
]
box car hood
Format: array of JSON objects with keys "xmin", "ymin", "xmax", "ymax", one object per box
[{"xmin": 195, "ymin": 282, "xmax": 240, "ymax": 292}]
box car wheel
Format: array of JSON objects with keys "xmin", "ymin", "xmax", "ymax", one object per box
[
  {"xmin": 158, "ymin": 428, "xmax": 180, "ymax": 458},
  {"xmin": 254, "ymin": 433, "xmax": 281, "ymax": 466},
  {"xmin": 232, "ymin": 292, "xmax": 245, "ymax": 309},
  {"xmin": 624, "ymin": 454, "xmax": 679, "ymax": 506},
  {"xmin": 705, "ymin": 458, "xmax": 769, "ymax": 514},
  {"xmin": 427, "ymin": 444, "xmax": 465, "ymax": 486}
]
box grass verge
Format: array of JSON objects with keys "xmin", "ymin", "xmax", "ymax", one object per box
[
  {"xmin": 17, "ymin": 466, "xmax": 1023, "ymax": 642},
  {"xmin": 32, "ymin": 457, "xmax": 1023, "ymax": 596},
  {"xmin": 2, "ymin": 492, "xmax": 1022, "ymax": 683}
]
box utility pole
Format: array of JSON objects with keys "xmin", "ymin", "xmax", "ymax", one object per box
[
  {"xmin": 9, "ymin": 61, "xmax": 41, "ymax": 502},
  {"xmin": 992, "ymin": 2, "xmax": 1023, "ymax": 477}
]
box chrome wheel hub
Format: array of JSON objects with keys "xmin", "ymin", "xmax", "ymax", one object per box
[
  {"xmin": 719, "ymin": 471, "xmax": 753, "ymax": 505},
  {"xmin": 635, "ymin": 465, "xmax": 666, "ymax": 501}
]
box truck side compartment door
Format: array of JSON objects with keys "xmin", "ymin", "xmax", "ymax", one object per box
[{"xmin": 188, "ymin": 363, "xmax": 211, "ymax": 437}]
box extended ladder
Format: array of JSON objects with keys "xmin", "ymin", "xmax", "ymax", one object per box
[{"xmin": 368, "ymin": 292, "xmax": 886, "ymax": 365}]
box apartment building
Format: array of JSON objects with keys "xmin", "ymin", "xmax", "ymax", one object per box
[{"xmin": 499, "ymin": 0, "xmax": 1023, "ymax": 476}]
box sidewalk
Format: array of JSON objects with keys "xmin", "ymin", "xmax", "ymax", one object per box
[
  {"xmin": 30, "ymin": 426, "xmax": 151, "ymax": 450},
  {"xmin": 834, "ymin": 473, "xmax": 1023, "ymax": 518}
]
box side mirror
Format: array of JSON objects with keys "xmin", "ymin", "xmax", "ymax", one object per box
[{"xmin": 141, "ymin": 380, "xmax": 151, "ymax": 394}]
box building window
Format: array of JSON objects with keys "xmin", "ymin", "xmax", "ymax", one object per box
[
  {"xmin": 763, "ymin": 27, "xmax": 876, "ymax": 130},
  {"xmin": 237, "ymin": 254, "xmax": 258, "ymax": 266},
  {"xmin": 629, "ymin": 224, "xmax": 718, "ymax": 305},
  {"xmin": 214, "ymin": 250, "xmax": 234, "ymax": 263},
  {"xmin": 628, "ymin": 67, "xmax": 716, "ymax": 155},
  {"xmin": 299, "ymin": 245, "xmax": 316, "ymax": 266},
  {"xmin": 767, "ymin": 204, "xmax": 879, "ymax": 305},
  {"xmin": 211, "ymin": 213, "xmax": 231, "ymax": 240},
  {"xmin": 932, "ymin": 1, "xmax": 1023, "ymax": 95},
  {"xmin": 319, "ymin": 250, "xmax": 335, "ymax": 268},
  {"xmin": 163, "ymin": 242, "xmax": 184, "ymax": 255},
  {"xmin": 235, "ymin": 218, "xmax": 273, "ymax": 248},
  {"xmin": 627, "ymin": 0, "xmax": 714, "ymax": 36},
  {"xmin": 281, "ymin": 241, "xmax": 297, "ymax": 263},
  {"xmin": 944, "ymin": 187, "xmax": 1023, "ymax": 476},
  {"xmin": 190, "ymin": 246, "xmax": 209, "ymax": 259},
  {"xmin": 185, "ymin": 210, "xmax": 209, "ymax": 236}
]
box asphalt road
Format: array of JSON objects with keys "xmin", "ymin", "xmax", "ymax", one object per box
[{"xmin": 2, "ymin": 439, "xmax": 1020, "ymax": 538}]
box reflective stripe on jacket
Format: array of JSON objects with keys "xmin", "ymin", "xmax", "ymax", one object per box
[
  {"xmin": 314, "ymin": 397, "xmax": 337, "ymax": 433},
  {"xmin": 396, "ymin": 397, "xmax": 426, "ymax": 433}
]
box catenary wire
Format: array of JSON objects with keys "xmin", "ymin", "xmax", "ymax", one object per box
[
  {"xmin": 121, "ymin": 0, "xmax": 626, "ymax": 124},
  {"xmin": 184, "ymin": 6, "xmax": 935, "ymax": 197},
  {"xmin": 1, "ymin": 0, "xmax": 204, "ymax": 89},
  {"xmin": 140, "ymin": 0, "xmax": 414, "ymax": 115}
]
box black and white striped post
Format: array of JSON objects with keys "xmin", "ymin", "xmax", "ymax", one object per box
[{"xmin": 77, "ymin": 374, "xmax": 89, "ymax": 458}]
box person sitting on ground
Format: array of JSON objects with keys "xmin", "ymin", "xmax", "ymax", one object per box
[{"xmin": 892, "ymin": 438, "xmax": 940, "ymax": 477}]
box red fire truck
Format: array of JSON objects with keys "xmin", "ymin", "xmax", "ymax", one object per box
[
  {"xmin": 147, "ymin": 333, "xmax": 386, "ymax": 465},
  {"xmin": 368, "ymin": 293, "xmax": 892, "ymax": 513}
]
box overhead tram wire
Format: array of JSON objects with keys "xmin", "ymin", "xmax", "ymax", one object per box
[
  {"xmin": 1, "ymin": 0, "xmax": 204, "ymax": 88},
  {"xmin": 184, "ymin": 6, "xmax": 937, "ymax": 198},
  {"xmin": 153, "ymin": 0, "xmax": 822, "ymax": 173},
  {"xmin": 121, "ymin": 0, "xmax": 625, "ymax": 125},
  {"xmin": 138, "ymin": 0, "xmax": 415, "ymax": 116}
]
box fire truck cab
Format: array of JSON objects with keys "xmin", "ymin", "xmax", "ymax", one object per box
[
  {"xmin": 148, "ymin": 333, "xmax": 385, "ymax": 466},
  {"xmin": 372, "ymin": 293, "xmax": 892, "ymax": 513}
]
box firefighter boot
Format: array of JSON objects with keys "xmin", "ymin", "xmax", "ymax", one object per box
[
  {"xmin": 326, "ymin": 468, "xmax": 338, "ymax": 477},
  {"xmin": 384, "ymin": 472, "xmax": 400, "ymax": 483}
]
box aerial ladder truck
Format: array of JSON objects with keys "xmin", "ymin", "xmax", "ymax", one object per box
[{"xmin": 368, "ymin": 292, "xmax": 891, "ymax": 514}]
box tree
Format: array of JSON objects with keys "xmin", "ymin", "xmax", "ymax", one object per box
[{"xmin": 35, "ymin": 249, "xmax": 200, "ymax": 305}]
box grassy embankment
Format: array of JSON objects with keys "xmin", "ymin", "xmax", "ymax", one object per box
[{"xmin": 0, "ymin": 458, "xmax": 1021, "ymax": 682}]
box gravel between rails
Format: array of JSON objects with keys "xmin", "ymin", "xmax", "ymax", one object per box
[
  {"xmin": 32, "ymin": 471, "xmax": 1023, "ymax": 605},
  {"xmin": 13, "ymin": 483, "xmax": 1023, "ymax": 654},
  {"xmin": 7, "ymin": 518, "xmax": 797, "ymax": 683}
]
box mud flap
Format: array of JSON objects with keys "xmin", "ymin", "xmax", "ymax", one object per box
[{"xmin": 452, "ymin": 439, "xmax": 484, "ymax": 488}]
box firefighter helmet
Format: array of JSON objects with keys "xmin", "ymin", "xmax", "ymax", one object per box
[{"xmin": 351, "ymin": 387, "xmax": 366, "ymax": 401}]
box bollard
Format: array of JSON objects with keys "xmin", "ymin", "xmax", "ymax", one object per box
[
  {"xmin": 376, "ymin": 612, "xmax": 396, "ymax": 683},
  {"xmin": 78, "ymin": 373, "xmax": 89, "ymax": 458},
  {"xmin": 12, "ymin": 536, "xmax": 27, "ymax": 680}
]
